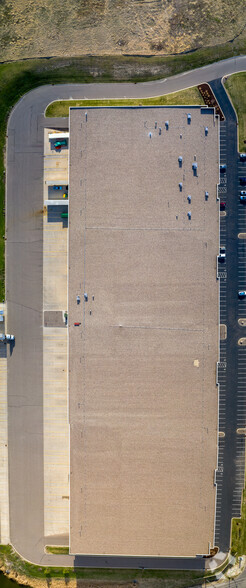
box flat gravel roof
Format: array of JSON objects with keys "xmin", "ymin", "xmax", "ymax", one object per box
[{"xmin": 68, "ymin": 107, "xmax": 219, "ymax": 557}]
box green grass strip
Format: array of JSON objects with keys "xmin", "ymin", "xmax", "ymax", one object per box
[
  {"xmin": 45, "ymin": 87, "xmax": 203, "ymax": 117},
  {"xmin": 224, "ymin": 72, "xmax": 246, "ymax": 153},
  {"xmin": 231, "ymin": 485, "xmax": 246, "ymax": 556},
  {"xmin": 45, "ymin": 546, "xmax": 69, "ymax": 555}
]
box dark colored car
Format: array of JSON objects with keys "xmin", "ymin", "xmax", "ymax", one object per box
[
  {"xmin": 239, "ymin": 177, "xmax": 246, "ymax": 186},
  {"xmin": 220, "ymin": 202, "xmax": 226, "ymax": 210},
  {"xmin": 240, "ymin": 195, "xmax": 246, "ymax": 202},
  {"xmin": 220, "ymin": 164, "xmax": 227, "ymax": 173},
  {"xmin": 218, "ymin": 246, "xmax": 226, "ymax": 263},
  {"xmin": 238, "ymin": 291, "xmax": 246, "ymax": 298}
]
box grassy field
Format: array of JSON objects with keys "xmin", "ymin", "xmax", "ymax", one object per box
[
  {"xmin": 0, "ymin": 544, "xmax": 214, "ymax": 587},
  {"xmin": 231, "ymin": 486, "xmax": 246, "ymax": 557},
  {"xmin": 224, "ymin": 72, "xmax": 246, "ymax": 153},
  {"xmin": 0, "ymin": 0, "xmax": 245, "ymax": 63},
  {"xmin": 46, "ymin": 87, "xmax": 203, "ymax": 117}
]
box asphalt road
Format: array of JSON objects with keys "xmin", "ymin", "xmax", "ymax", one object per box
[
  {"xmin": 5, "ymin": 55, "xmax": 246, "ymax": 569},
  {"xmin": 210, "ymin": 78, "xmax": 246, "ymax": 558},
  {"xmin": 210, "ymin": 78, "xmax": 241, "ymax": 552}
]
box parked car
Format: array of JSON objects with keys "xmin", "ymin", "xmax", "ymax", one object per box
[
  {"xmin": 239, "ymin": 153, "xmax": 246, "ymax": 161},
  {"xmin": 53, "ymin": 185, "xmax": 63, "ymax": 190},
  {"xmin": 54, "ymin": 139, "xmax": 67, "ymax": 148},
  {"xmin": 220, "ymin": 164, "xmax": 227, "ymax": 173},
  {"xmin": 238, "ymin": 291, "xmax": 246, "ymax": 298},
  {"xmin": 218, "ymin": 247, "xmax": 226, "ymax": 262},
  {"xmin": 240, "ymin": 191, "xmax": 246, "ymax": 196},
  {"xmin": 239, "ymin": 177, "xmax": 246, "ymax": 186},
  {"xmin": 5, "ymin": 333, "xmax": 15, "ymax": 341},
  {"xmin": 220, "ymin": 202, "xmax": 226, "ymax": 210},
  {"xmin": 240, "ymin": 195, "xmax": 246, "ymax": 202}
]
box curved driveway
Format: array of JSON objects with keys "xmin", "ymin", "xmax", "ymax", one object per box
[{"xmin": 6, "ymin": 55, "xmax": 246, "ymax": 569}]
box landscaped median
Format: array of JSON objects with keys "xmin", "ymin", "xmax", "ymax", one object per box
[
  {"xmin": 45, "ymin": 546, "xmax": 69, "ymax": 555},
  {"xmin": 231, "ymin": 486, "xmax": 246, "ymax": 556},
  {"xmin": 45, "ymin": 87, "xmax": 203, "ymax": 117},
  {"xmin": 224, "ymin": 72, "xmax": 246, "ymax": 152}
]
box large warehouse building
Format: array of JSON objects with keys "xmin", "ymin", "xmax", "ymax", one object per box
[{"xmin": 68, "ymin": 106, "xmax": 219, "ymax": 557}]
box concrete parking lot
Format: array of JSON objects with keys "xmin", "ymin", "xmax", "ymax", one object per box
[{"xmin": 43, "ymin": 130, "xmax": 70, "ymax": 539}]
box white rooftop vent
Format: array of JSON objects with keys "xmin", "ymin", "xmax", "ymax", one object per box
[
  {"xmin": 187, "ymin": 114, "xmax": 191, "ymax": 124},
  {"xmin": 179, "ymin": 182, "xmax": 183, "ymax": 191},
  {"xmin": 165, "ymin": 121, "xmax": 169, "ymax": 130},
  {"xmin": 205, "ymin": 127, "xmax": 208, "ymax": 136},
  {"xmin": 178, "ymin": 156, "xmax": 183, "ymax": 168},
  {"xmin": 192, "ymin": 162, "xmax": 198, "ymax": 176}
]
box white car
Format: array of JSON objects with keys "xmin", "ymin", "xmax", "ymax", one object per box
[{"xmin": 238, "ymin": 291, "xmax": 246, "ymax": 298}]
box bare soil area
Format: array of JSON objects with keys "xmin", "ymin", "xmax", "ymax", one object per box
[
  {"xmin": 2, "ymin": 574, "xmax": 201, "ymax": 588},
  {"xmin": 0, "ymin": 0, "xmax": 245, "ymax": 62}
]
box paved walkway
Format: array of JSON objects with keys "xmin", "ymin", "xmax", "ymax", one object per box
[
  {"xmin": 43, "ymin": 327, "xmax": 69, "ymax": 538},
  {"xmin": 43, "ymin": 169, "xmax": 69, "ymax": 539}
]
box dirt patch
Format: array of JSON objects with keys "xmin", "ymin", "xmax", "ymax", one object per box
[
  {"xmin": 197, "ymin": 83, "xmax": 225, "ymax": 120},
  {"xmin": 0, "ymin": 570, "xmax": 137, "ymax": 588},
  {"xmin": 0, "ymin": 0, "xmax": 245, "ymax": 62}
]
